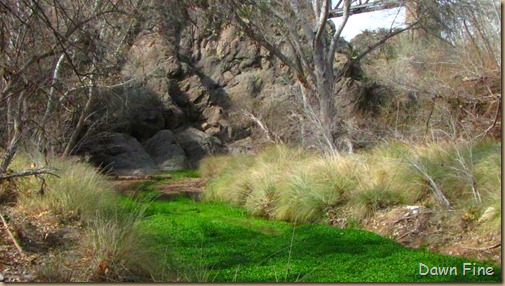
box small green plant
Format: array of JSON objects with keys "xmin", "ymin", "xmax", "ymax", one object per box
[
  {"xmin": 166, "ymin": 169, "xmax": 200, "ymax": 179},
  {"xmin": 346, "ymin": 217, "xmax": 362, "ymax": 229}
]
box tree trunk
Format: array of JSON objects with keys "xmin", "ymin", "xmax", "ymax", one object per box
[
  {"xmin": 1, "ymin": 92, "xmax": 24, "ymax": 173},
  {"xmin": 317, "ymin": 75, "xmax": 337, "ymax": 154},
  {"xmin": 62, "ymin": 76, "xmax": 95, "ymax": 158},
  {"xmin": 36, "ymin": 53, "xmax": 66, "ymax": 154}
]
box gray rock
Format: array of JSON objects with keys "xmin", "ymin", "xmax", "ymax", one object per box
[
  {"xmin": 198, "ymin": 55, "xmax": 225, "ymax": 84},
  {"xmin": 202, "ymin": 106, "xmax": 224, "ymax": 124},
  {"xmin": 144, "ymin": 130, "xmax": 188, "ymax": 171},
  {"xmin": 201, "ymin": 120, "xmax": 231, "ymax": 141},
  {"xmin": 175, "ymin": 127, "xmax": 223, "ymax": 168},
  {"xmin": 225, "ymin": 71, "xmax": 263, "ymax": 99},
  {"xmin": 96, "ymin": 133, "xmax": 156, "ymax": 175},
  {"xmin": 227, "ymin": 137, "xmax": 254, "ymax": 155}
]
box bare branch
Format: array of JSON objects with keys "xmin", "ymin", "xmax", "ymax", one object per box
[
  {"xmin": 314, "ymin": 0, "xmax": 330, "ymax": 46},
  {"xmin": 230, "ymin": 8, "xmax": 310, "ymax": 89},
  {"xmin": 338, "ymin": 20, "xmax": 419, "ymax": 78},
  {"xmin": 0, "ymin": 166, "xmax": 60, "ymax": 181},
  {"xmin": 42, "ymin": 53, "xmax": 66, "ymax": 125},
  {"xmin": 0, "ymin": 214, "xmax": 24, "ymax": 256},
  {"xmin": 242, "ymin": 110, "xmax": 276, "ymax": 143},
  {"xmin": 477, "ymin": 95, "xmax": 501, "ymax": 141},
  {"xmin": 328, "ymin": 0, "xmax": 351, "ymax": 60},
  {"xmin": 289, "ymin": 0, "xmax": 315, "ymax": 43},
  {"xmin": 329, "ymin": 0, "xmax": 403, "ymax": 18}
]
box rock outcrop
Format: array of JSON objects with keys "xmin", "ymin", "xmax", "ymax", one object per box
[
  {"xmin": 80, "ymin": 2, "xmax": 369, "ymax": 174},
  {"xmin": 91, "ymin": 133, "xmax": 157, "ymax": 175},
  {"xmin": 143, "ymin": 130, "xmax": 188, "ymax": 171},
  {"xmin": 82, "ymin": 4, "xmax": 288, "ymax": 174},
  {"xmin": 175, "ymin": 127, "xmax": 223, "ymax": 168},
  {"xmin": 87, "ymin": 127, "xmax": 226, "ymax": 174}
]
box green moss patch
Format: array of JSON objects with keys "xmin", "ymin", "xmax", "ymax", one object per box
[{"xmin": 132, "ymin": 196, "xmax": 501, "ymax": 282}]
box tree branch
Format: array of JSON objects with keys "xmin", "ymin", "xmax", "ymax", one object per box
[
  {"xmin": 338, "ymin": 21, "xmax": 419, "ymax": 78},
  {"xmin": 231, "ymin": 9, "xmax": 311, "ymax": 89},
  {"xmin": 314, "ymin": 0, "xmax": 330, "ymax": 46},
  {"xmin": 328, "ymin": 0, "xmax": 351, "ymax": 60},
  {"xmin": 290, "ymin": 0, "xmax": 315, "ymax": 43},
  {"xmin": 0, "ymin": 167, "xmax": 60, "ymax": 181},
  {"xmin": 0, "ymin": 213, "xmax": 24, "ymax": 256},
  {"xmin": 329, "ymin": 0, "xmax": 402, "ymax": 18}
]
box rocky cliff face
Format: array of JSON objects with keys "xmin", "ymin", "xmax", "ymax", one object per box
[{"xmin": 82, "ymin": 2, "xmax": 370, "ymax": 174}]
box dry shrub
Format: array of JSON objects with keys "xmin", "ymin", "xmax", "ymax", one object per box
[{"xmin": 359, "ymin": 18, "xmax": 501, "ymax": 143}]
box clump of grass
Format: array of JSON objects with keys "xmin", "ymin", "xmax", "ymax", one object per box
[
  {"xmin": 392, "ymin": 141, "xmax": 500, "ymax": 215},
  {"xmin": 468, "ymin": 141, "xmax": 501, "ymax": 208},
  {"xmin": 201, "ymin": 154, "xmax": 256, "ymax": 205},
  {"xmin": 86, "ymin": 210, "xmax": 175, "ymax": 282},
  {"xmin": 352, "ymin": 187, "xmax": 404, "ymax": 219},
  {"xmin": 200, "ymin": 140, "xmax": 501, "ymax": 227},
  {"xmin": 22, "ymin": 159, "xmax": 120, "ymax": 223},
  {"xmin": 272, "ymin": 156, "xmax": 360, "ymax": 223},
  {"xmin": 202, "ymin": 145, "xmax": 363, "ymax": 224},
  {"xmin": 11, "ymin": 156, "xmax": 164, "ymax": 282},
  {"xmin": 243, "ymin": 169, "xmax": 284, "ymax": 218}
]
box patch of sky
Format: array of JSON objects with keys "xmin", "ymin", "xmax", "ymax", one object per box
[{"xmin": 332, "ymin": 6, "xmax": 406, "ymax": 41}]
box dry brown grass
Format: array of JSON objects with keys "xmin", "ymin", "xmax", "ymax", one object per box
[
  {"xmin": 4, "ymin": 155, "xmax": 164, "ymax": 282},
  {"xmin": 201, "ymin": 140, "xmax": 500, "ymax": 230}
]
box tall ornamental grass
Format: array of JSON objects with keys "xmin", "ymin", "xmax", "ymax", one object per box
[{"xmin": 200, "ymin": 141, "xmax": 500, "ymax": 227}]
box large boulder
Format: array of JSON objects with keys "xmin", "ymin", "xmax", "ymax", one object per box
[
  {"xmin": 175, "ymin": 127, "xmax": 223, "ymax": 168},
  {"xmin": 92, "ymin": 133, "xmax": 157, "ymax": 175},
  {"xmin": 143, "ymin": 130, "xmax": 188, "ymax": 171}
]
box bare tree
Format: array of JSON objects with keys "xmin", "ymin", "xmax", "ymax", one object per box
[
  {"xmin": 218, "ymin": 0, "xmax": 418, "ymax": 154},
  {"xmin": 0, "ymin": 0, "xmax": 142, "ymax": 176}
]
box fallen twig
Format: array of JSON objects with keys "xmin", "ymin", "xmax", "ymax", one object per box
[
  {"xmin": 112, "ymin": 174, "xmax": 172, "ymax": 181},
  {"xmin": 464, "ymin": 243, "xmax": 501, "ymax": 251},
  {"xmin": 0, "ymin": 167, "xmax": 60, "ymax": 181},
  {"xmin": 0, "ymin": 213, "xmax": 24, "ymax": 256},
  {"xmin": 392, "ymin": 215, "xmax": 418, "ymax": 225},
  {"xmin": 397, "ymin": 230, "xmax": 414, "ymax": 240}
]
